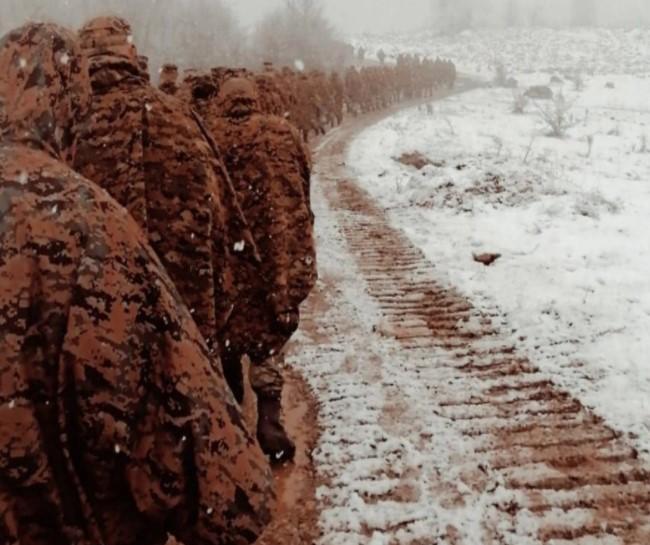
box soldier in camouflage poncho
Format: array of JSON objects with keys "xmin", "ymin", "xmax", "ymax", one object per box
[
  {"xmin": 159, "ymin": 63, "xmax": 179, "ymax": 96},
  {"xmin": 73, "ymin": 17, "xmax": 259, "ymax": 390},
  {"xmin": 179, "ymin": 69, "xmax": 220, "ymax": 122},
  {"xmin": 0, "ymin": 22, "xmax": 273, "ymax": 545},
  {"xmin": 205, "ymin": 78, "xmax": 317, "ymax": 463}
]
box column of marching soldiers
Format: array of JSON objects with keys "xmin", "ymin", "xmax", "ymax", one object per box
[{"xmin": 0, "ymin": 16, "xmax": 456, "ymax": 545}]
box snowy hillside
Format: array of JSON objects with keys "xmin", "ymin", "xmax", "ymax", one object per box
[
  {"xmin": 351, "ymin": 27, "xmax": 650, "ymax": 78},
  {"xmin": 347, "ymin": 29, "xmax": 650, "ymax": 454}
]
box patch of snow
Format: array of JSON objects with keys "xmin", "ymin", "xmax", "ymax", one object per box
[
  {"xmin": 288, "ymin": 164, "xmax": 518, "ymax": 544},
  {"xmin": 351, "ymin": 27, "xmax": 650, "ymax": 81},
  {"xmin": 348, "ymin": 72, "xmax": 650, "ymax": 455}
]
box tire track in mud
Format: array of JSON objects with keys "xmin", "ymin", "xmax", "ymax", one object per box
[{"xmin": 288, "ymin": 96, "xmax": 650, "ymax": 544}]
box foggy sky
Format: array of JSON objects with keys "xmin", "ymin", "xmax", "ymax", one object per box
[
  {"xmin": 226, "ymin": 0, "xmax": 431, "ymax": 35},
  {"xmin": 227, "ymin": 0, "xmax": 650, "ymax": 35}
]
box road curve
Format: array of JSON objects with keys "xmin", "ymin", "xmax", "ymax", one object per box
[{"xmin": 277, "ymin": 86, "xmax": 650, "ymax": 545}]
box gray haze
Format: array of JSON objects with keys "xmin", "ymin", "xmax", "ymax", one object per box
[
  {"xmin": 0, "ymin": 0, "xmax": 648, "ymax": 72},
  {"xmin": 228, "ymin": 0, "xmax": 650, "ymax": 34},
  {"xmin": 227, "ymin": 0, "xmax": 430, "ymax": 34}
]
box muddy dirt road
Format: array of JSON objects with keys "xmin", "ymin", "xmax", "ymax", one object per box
[{"xmin": 268, "ymin": 93, "xmax": 650, "ymax": 545}]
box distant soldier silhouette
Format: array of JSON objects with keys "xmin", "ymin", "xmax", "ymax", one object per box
[{"xmin": 159, "ymin": 62, "xmax": 179, "ymax": 95}]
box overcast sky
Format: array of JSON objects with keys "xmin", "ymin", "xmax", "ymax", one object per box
[
  {"xmin": 227, "ymin": 0, "xmax": 650, "ymax": 35},
  {"xmin": 226, "ymin": 0, "xmax": 431, "ymax": 35}
]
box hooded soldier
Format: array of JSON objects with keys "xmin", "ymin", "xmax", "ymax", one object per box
[
  {"xmin": 178, "ymin": 69, "xmax": 220, "ymax": 121},
  {"xmin": 254, "ymin": 72, "xmax": 287, "ymax": 118},
  {"xmin": 74, "ymin": 17, "xmax": 259, "ymax": 366},
  {"xmin": 158, "ymin": 63, "xmax": 179, "ymax": 96},
  {"xmin": 206, "ymin": 77, "xmax": 317, "ymax": 463},
  {"xmin": 0, "ymin": 22, "xmax": 273, "ymax": 545},
  {"xmin": 137, "ymin": 54, "xmax": 150, "ymax": 82}
]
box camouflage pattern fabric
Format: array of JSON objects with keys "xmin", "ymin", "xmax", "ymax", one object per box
[
  {"xmin": 137, "ymin": 55, "xmax": 150, "ymax": 83},
  {"xmin": 179, "ymin": 70, "xmax": 220, "ymax": 121},
  {"xmin": 0, "ymin": 22, "xmax": 273, "ymax": 545},
  {"xmin": 74, "ymin": 17, "xmax": 259, "ymax": 357},
  {"xmin": 250, "ymin": 358, "xmax": 284, "ymax": 401},
  {"xmin": 159, "ymin": 63, "xmax": 179, "ymax": 96},
  {"xmin": 208, "ymin": 78, "xmax": 317, "ymax": 374}
]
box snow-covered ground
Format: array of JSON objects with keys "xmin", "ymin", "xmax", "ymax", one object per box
[
  {"xmin": 351, "ymin": 26, "xmax": 650, "ymax": 80},
  {"xmin": 348, "ymin": 61, "xmax": 650, "ymax": 453}
]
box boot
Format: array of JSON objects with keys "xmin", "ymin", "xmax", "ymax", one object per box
[{"xmin": 257, "ymin": 395, "xmax": 295, "ymax": 465}]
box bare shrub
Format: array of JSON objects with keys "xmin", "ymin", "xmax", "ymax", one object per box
[
  {"xmin": 488, "ymin": 135, "xmax": 504, "ymax": 157},
  {"xmin": 494, "ymin": 62, "xmax": 508, "ymax": 87},
  {"xmin": 252, "ymin": 0, "xmax": 350, "ymax": 69},
  {"xmin": 533, "ymin": 92, "xmax": 577, "ymax": 138},
  {"xmin": 584, "ymin": 134, "xmax": 594, "ymax": 158},
  {"xmin": 512, "ymin": 90, "xmax": 529, "ymax": 114},
  {"xmin": 523, "ymin": 136, "xmax": 536, "ymax": 163},
  {"xmin": 572, "ymin": 71, "xmax": 585, "ymax": 92}
]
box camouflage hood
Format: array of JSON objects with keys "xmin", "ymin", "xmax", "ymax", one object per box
[
  {"xmin": 78, "ymin": 16, "xmax": 143, "ymax": 90},
  {"xmin": 159, "ymin": 63, "xmax": 179, "ymax": 94},
  {"xmin": 183, "ymin": 69, "xmax": 218, "ymax": 101},
  {"xmin": 216, "ymin": 77, "xmax": 261, "ymax": 119},
  {"xmin": 0, "ymin": 22, "xmax": 90, "ymax": 163}
]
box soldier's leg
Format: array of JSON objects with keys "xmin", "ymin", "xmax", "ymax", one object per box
[
  {"xmin": 221, "ymin": 350, "xmax": 245, "ymax": 404},
  {"xmin": 251, "ymin": 354, "xmax": 296, "ymax": 464}
]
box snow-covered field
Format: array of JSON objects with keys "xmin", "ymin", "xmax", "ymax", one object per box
[
  {"xmin": 351, "ymin": 26, "xmax": 650, "ymax": 80},
  {"xmin": 347, "ymin": 34, "xmax": 650, "ymax": 454}
]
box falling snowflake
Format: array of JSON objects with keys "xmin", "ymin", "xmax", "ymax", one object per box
[
  {"xmin": 8, "ymin": 400, "xmax": 15, "ymax": 409},
  {"xmin": 18, "ymin": 58, "xmax": 27, "ymax": 69},
  {"xmin": 127, "ymin": 35, "xmax": 134, "ymax": 44},
  {"xmin": 275, "ymin": 451, "xmax": 285, "ymax": 460},
  {"xmin": 114, "ymin": 444, "xmax": 121, "ymax": 454},
  {"xmin": 294, "ymin": 59, "xmax": 305, "ymax": 72},
  {"xmin": 206, "ymin": 507, "xmax": 214, "ymax": 515},
  {"xmin": 60, "ymin": 52, "xmax": 70, "ymax": 66},
  {"xmin": 51, "ymin": 204, "xmax": 59, "ymax": 214},
  {"xmin": 233, "ymin": 240, "xmax": 245, "ymax": 252},
  {"xmin": 190, "ymin": 232, "xmax": 196, "ymax": 240},
  {"xmin": 181, "ymin": 435, "xmax": 187, "ymax": 443},
  {"xmin": 17, "ymin": 171, "xmax": 28, "ymax": 185},
  {"xmin": 145, "ymin": 103, "xmax": 153, "ymax": 112},
  {"xmin": 225, "ymin": 339, "xmax": 231, "ymax": 348}
]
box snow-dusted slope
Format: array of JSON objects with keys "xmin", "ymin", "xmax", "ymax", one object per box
[
  {"xmin": 351, "ymin": 27, "xmax": 650, "ymax": 79},
  {"xmin": 347, "ymin": 55, "xmax": 650, "ymax": 454}
]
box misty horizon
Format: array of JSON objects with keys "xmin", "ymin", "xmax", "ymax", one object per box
[{"xmin": 228, "ymin": 0, "xmax": 650, "ymax": 35}]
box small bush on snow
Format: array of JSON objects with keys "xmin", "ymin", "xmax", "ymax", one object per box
[
  {"xmin": 574, "ymin": 191, "xmax": 620, "ymax": 219},
  {"xmin": 534, "ymin": 92, "xmax": 577, "ymax": 138}
]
